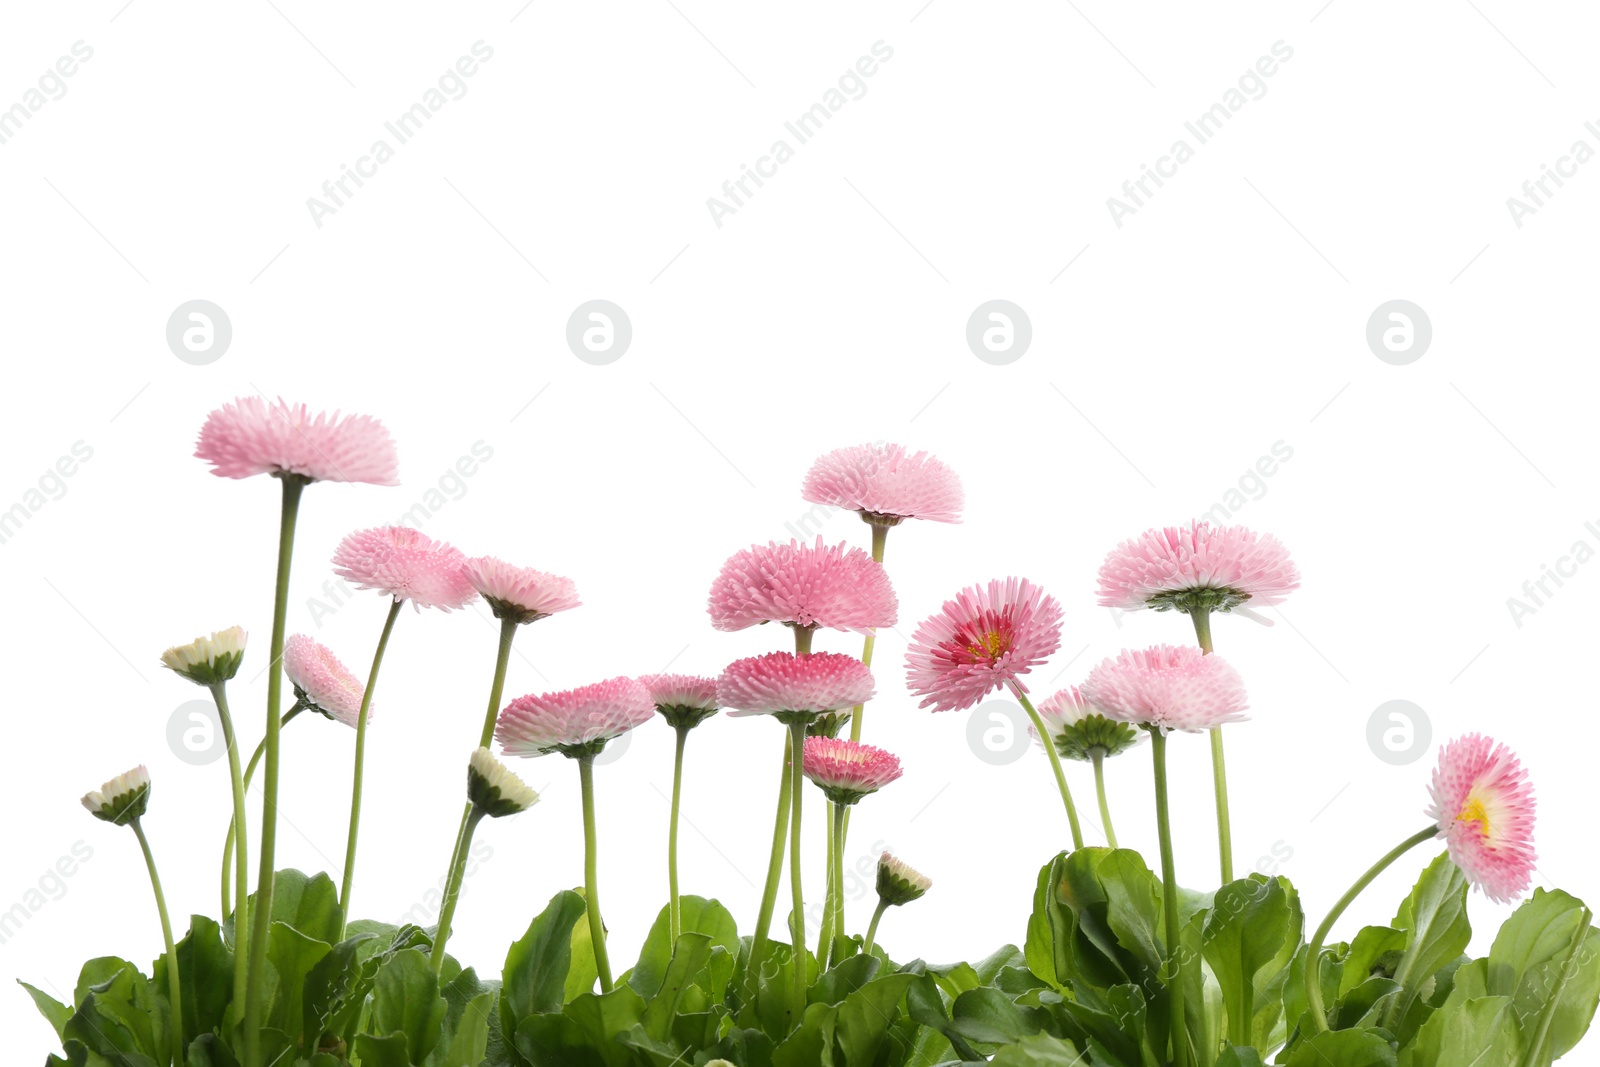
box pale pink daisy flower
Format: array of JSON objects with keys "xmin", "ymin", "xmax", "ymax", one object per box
[
  {"xmin": 717, "ymin": 652, "xmax": 875, "ymax": 720},
  {"xmin": 1096, "ymin": 520, "xmax": 1299, "ymax": 621},
  {"xmin": 640, "ymin": 673, "xmax": 721, "ymax": 731},
  {"xmin": 802, "ymin": 737, "xmax": 903, "ymax": 805},
  {"xmin": 495, "ymin": 677, "xmax": 655, "ymax": 758},
  {"xmin": 801, "ymin": 442, "xmax": 964, "ymax": 525},
  {"xmin": 1081, "ymin": 644, "xmax": 1249, "ymax": 734},
  {"xmin": 904, "ymin": 578, "xmax": 1063, "ymax": 713},
  {"xmin": 195, "ymin": 396, "xmax": 398, "ymax": 485},
  {"xmin": 283, "ymin": 634, "xmax": 369, "ymax": 727},
  {"xmin": 1029, "ymin": 686, "xmax": 1142, "ymax": 761},
  {"xmin": 1425, "ymin": 734, "xmax": 1536, "ymax": 903},
  {"xmin": 331, "ymin": 527, "xmax": 477, "ymax": 612},
  {"xmin": 464, "ymin": 556, "xmax": 580, "ymax": 625},
  {"xmin": 707, "ymin": 538, "xmax": 897, "ymax": 635}
]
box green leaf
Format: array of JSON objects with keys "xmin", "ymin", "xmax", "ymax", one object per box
[
  {"xmin": 501, "ymin": 890, "xmax": 587, "ymax": 1038},
  {"xmin": 18, "ymin": 980, "xmax": 73, "ymax": 1039},
  {"xmin": 1025, "ymin": 852, "xmax": 1074, "ymax": 991},
  {"xmin": 905, "ymin": 972, "xmax": 983, "ymax": 1062},
  {"xmin": 433, "ymin": 990, "xmax": 494, "ymax": 1067},
  {"xmin": 1285, "ymin": 1027, "xmax": 1397, "ymax": 1067},
  {"xmin": 565, "ymin": 887, "xmax": 600, "ymax": 1004},
  {"xmin": 831, "ymin": 971, "xmax": 919, "ymax": 1066},
  {"xmin": 302, "ymin": 932, "xmax": 377, "ymax": 1049},
  {"xmin": 626, "ymin": 896, "xmax": 739, "ymax": 999},
  {"xmin": 514, "ymin": 986, "xmax": 647, "ymax": 1067},
  {"xmin": 698, "ymin": 1026, "xmax": 775, "ymax": 1067},
  {"xmin": 987, "ymin": 1032, "xmax": 1087, "ymax": 1066},
  {"xmin": 186, "ymin": 1031, "xmax": 241, "ymax": 1066},
  {"xmin": 810, "ymin": 955, "xmax": 880, "ymax": 1006},
  {"xmin": 1401, "ymin": 994, "xmax": 1523, "ymax": 1067},
  {"xmin": 353, "ymin": 1032, "xmax": 415, "ymax": 1067},
  {"xmin": 641, "ymin": 932, "xmax": 714, "ymax": 1042},
  {"xmin": 1384, "ymin": 852, "xmax": 1470, "ymax": 1035},
  {"xmin": 265, "ymin": 919, "xmax": 331, "ymax": 1041},
  {"xmin": 949, "ymin": 986, "xmax": 1039, "ymax": 1044},
  {"xmin": 165, "ymin": 916, "xmax": 234, "ymax": 1047},
  {"xmin": 1487, "ymin": 888, "xmax": 1600, "ymax": 1065},
  {"xmin": 370, "ymin": 947, "xmax": 447, "ymax": 1064},
  {"xmin": 64, "ymin": 960, "xmax": 162, "ymax": 1062},
  {"xmin": 265, "ymin": 869, "xmax": 343, "ymax": 947},
  {"xmin": 1216, "ymin": 1047, "xmax": 1266, "ymax": 1067},
  {"xmin": 1202, "ymin": 875, "xmax": 1298, "ymax": 1049}
]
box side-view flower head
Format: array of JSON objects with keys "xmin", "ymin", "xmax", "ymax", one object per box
[
  {"xmin": 161, "ymin": 626, "xmax": 247, "ymax": 687},
  {"xmin": 801, "ymin": 442, "xmax": 965, "ymax": 525},
  {"xmin": 1097, "ymin": 520, "xmax": 1299, "ymax": 620},
  {"xmin": 195, "ymin": 396, "xmax": 399, "ymax": 485},
  {"xmin": 332, "ymin": 526, "xmax": 478, "ymax": 612},
  {"xmin": 496, "ymin": 677, "xmax": 656, "ymax": 758},
  {"xmin": 707, "ymin": 537, "xmax": 897, "ymax": 635}
]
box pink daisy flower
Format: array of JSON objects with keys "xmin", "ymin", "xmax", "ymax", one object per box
[
  {"xmin": 717, "ymin": 652, "xmax": 875, "ymax": 721},
  {"xmin": 1029, "ymin": 686, "xmax": 1142, "ymax": 761},
  {"xmin": 195, "ymin": 396, "xmax": 398, "ymax": 485},
  {"xmin": 331, "ymin": 527, "xmax": 477, "ymax": 612},
  {"xmin": 1425, "ymin": 734, "xmax": 1536, "ymax": 903},
  {"xmin": 1080, "ymin": 644, "xmax": 1249, "ymax": 734},
  {"xmin": 640, "ymin": 673, "xmax": 721, "ymax": 731},
  {"xmin": 802, "ymin": 737, "xmax": 903, "ymax": 805},
  {"xmin": 495, "ymin": 677, "xmax": 655, "ymax": 758},
  {"xmin": 283, "ymin": 634, "xmax": 368, "ymax": 727},
  {"xmin": 904, "ymin": 578, "xmax": 1063, "ymax": 712},
  {"xmin": 1096, "ymin": 521, "xmax": 1299, "ymax": 620},
  {"xmin": 801, "ymin": 442, "xmax": 964, "ymax": 525},
  {"xmin": 464, "ymin": 556, "xmax": 580, "ymax": 625},
  {"xmin": 707, "ymin": 538, "xmax": 897, "ymax": 635}
]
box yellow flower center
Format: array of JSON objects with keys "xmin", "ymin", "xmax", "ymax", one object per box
[
  {"xmin": 1456, "ymin": 794, "xmax": 1490, "ymax": 837},
  {"xmin": 969, "ymin": 629, "xmax": 1010, "ymax": 660}
]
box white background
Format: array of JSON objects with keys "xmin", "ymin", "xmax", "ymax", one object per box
[{"xmin": 3, "ymin": 0, "xmax": 1598, "ymax": 1056}]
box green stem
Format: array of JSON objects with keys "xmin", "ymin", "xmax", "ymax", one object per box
[
  {"xmin": 747, "ymin": 733, "xmax": 793, "ymax": 999},
  {"xmin": 1013, "ymin": 687, "xmax": 1084, "ymax": 849},
  {"xmin": 1151, "ymin": 730, "xmax": 1189, "ymax": 1067},
  {"xmin": 816, "ymin": 802, "xmax": 839, "ymax": 966},
  {"xmin": 862, "ymin": 899, "xmax": 889, "ymax": 958},
  {"xmin": 338, "ymin": 596, "xmax": 403, "ymax": 938},
  {"xmin": 1092, "ymin": 749, "xmax": 1118, "ymax": 849},
  {"xmin": 787, "ymin": 719, "xmax": 808, "ymax": 1027},
  {"xmin": 429, "ymin": 808, "xmax": 485, "ymax": 974},
  {"xmin": 793, "ymin": 625, "xmax": 814, "ymax": 655},
  {"xmin": 1304, "ymin": 825, "xmax": 1439, "ymax": 1033},
  {"xmin": 221, "ymin": 706, "xmax": 302, "ymax": 928},
  {"xmin": 133, "ymin": 820, "xmax": 183, "ymax": 1067},
  {"xmin": 1189, "ymin": 609, "xmax": 1233, "ymax": 883},
  {"xmin": 847, "ymin": 523, "xmax": 888, "ymax": 745},
  {"xmin": 243, "ymin": 473, "xmax": 304, "ymax": 1067},
  {"xmin": 579, "ymin": 755, "xmax": 614, "ymax": 992},
  {"xmin": 209, "ymin": 682, "xmax": 251, "ymax": 1013},
  {"xmin": 668, "ymin": 724, "xmax": 688, "ymax": 944}
]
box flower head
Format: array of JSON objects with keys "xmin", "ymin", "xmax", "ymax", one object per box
[
  {"xmin": 332, "ymin": 526, "xmax": 477, "ymax": 612},
  {"xmin": 467, "ymin": 747, "xmax": 541, "ymax": 818},
  {"xmin": 1081, "ymin": 644, "xmax": 1249, "ymax": 734},
  {"xmin": 803, "ymin": 737, "xmax": 903, "ymax": 805},
  {"xmin": 1030, "ymin": 686, "xmax": 1142, "ymax": 761},
  {"xmin": 904, "ymin": 578, "xmax": 1063, "ymax": 712},
  {"xmin": 160, "ymin": 626, "xmax": 246, "ymax": 686},
  {"xmin": 640, "ymin": 673, "xmax": 720, "ymax": 731},
  {"xmin": 1097, "ymin": 521, "xmax": 1299, "ymax": 619},
  {"xmin": 82, "ymin": 765, "xmax": 151, "ymax": 825},
  {"xmin": 717, "ymin": 652, "xmax": 875, "ymax": 724},
  {"xmin": 464, "ymin": 557, "xmax": 580, "ymax": 625},
  {"xmin": 876, "ymin": 852, "xmax": 932, "ymax": 907},
  {"xmin": 801, "ymin": 442, "xmax": 964, "ymax": 526},
  {"xmin": 283, "ymin": 634, "xmax": 369, "ymax": 727},
  {"xmin": 195, "ymin": 396, "xmax": 398, "ymax": 485},
  {"xmin": 1426, "ymin": 734, "xmax": 1536, "ymax": 903},
  {"xmin": 707, "ymin": 538, "xmax": 897, "ymax": 635},
  {"xmin": 496, "ymin": 677, "xmax": 655, "ymax": 759}
]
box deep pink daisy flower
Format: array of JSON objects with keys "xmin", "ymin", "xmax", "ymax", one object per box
[
  {"xmin": 331, "ymin": 527, "xmax": 477, "ymax": 612},
  {"xmin": 463, "ymin": 556, "xmax": 580, "ymax": 624},
  {"xmin": 707, "ymin": 538, "xmax": 897, "ymax": 635},
  {"xmin": 802, "ymin": 737, "xmax": 903, "ymax": 804},
  {"xmin": 801, "ymin": 442, "xmax": 964, "ymax": 525},
  {"xmin": 195, "ymin": 396, "xmax": 398, "ymax": 485},
  {"xmin": 283, "ymin": 634, "xmax": 368, "ymax": 727},
  {"xmin": 1425, "ymin": 734, "xmax": 1536, "ymax": 903},
  {"xmin": 904, "ymin": 578, "xmax": 1063, "ymax": 713},
  {"xmin": 1096, "ymin": 521, "xmax": 1299, "ymax": 619},
  {"xmin": 640, "ymin": 673, "xmax": 721, "ymax": 730},
  {"xmin": 717, "ymin": 652, "xmax": 875, "ymax": 719},
  {"xmin": 495, "ymin": 677, "xmax": 655, "ymax": 758},
  {"xmin": 1080, "ymin": 644, "xmax": 1249, "ymax": 734}
]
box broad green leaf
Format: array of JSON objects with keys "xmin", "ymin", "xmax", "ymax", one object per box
[
  {"xmin": 1285, "ymin": 1027, "xmax": 1397, "ymax": 1067},
  {"xmin": 810, "ymin": 954, "xmax": 879, "ymax": 1005},
  {"xmin": 1202, "ymin": 875, "xmax": 1297, "ymax": 1049},
  {"xmin": 769, "ymin": 1001, "xmax": 832, "ymax": 1067},
  {"xmin": 18, "ymin": 979, "xmax": 73, "ymax": 1039},
  {"xmin": 1384, "ymin": 852, "xmax": 1469, "ymax": 1035},
  {"xmin": 565, "ymin": 887, "xmax": 600, "ymax": 1003},
  {"xmin": 265, "ymin": 869, "xmax": 343, "ymax": 946},
  {"xmin": 831, "ymin": 971, "xmax": 920, "ymax": 1065},
  {"xmin": 641, "ymin": 932, "xmax": 713, "ymax": 1041},
  {"xmin": 698, "ymin": 1026, "xmax": 776, "ymax": 1067},
  {"xmin": 950, "ymin": 985, "xmax": 1039, "ymax": 1044},
  {"xmin": 64, "ymin": 960, "xmax": 162, "ymax": 1061},
  {"xmin": 302, "ymin": 932, "xmax": 377, "ymax": 1048},
  {"xmin": 1338, "ymin": 926, "xmax": 1406, "ymax": 997},
  {"xmin": 1216, "ymin": 1047, "xmax": 1266, "ymax": 1067},
  {"xmin": 1401, "ymin": 994, "xmax": 1522, "ymax": 1067},
  {"xmin": 501, "ymin": 890, "xmax": 586, "ymax": 1038},
  {"xmin": 514, "ymin": 986, "xmax": 647, "ymax": 1067},
  {"xmin": 1487, "ymin": 888, "xmax": 1600, "ymax": 1065},
  {"xmin": 987, "ymin": 1032, "xmax": 1087, "ymax": 1066},
  {"xmin": 165, "ymin": 916, "xmax": 233, "ymax": 1046},
  {"xmin": 626, "ymin": 896, "xmax": 739, "ymax": 999},
  {"xmin": 265, "ymin": 919, "xmax": 331, "ymax": 1041},
  {"xmin": 434, "ymin": 990, "xmax": 494, "ymax": 1067},
  {"xmin": 1025, "ymin": 852, "xmax": 1074, "ymax": 991},
  {"xmin": 370, "ymin": 947, "xmax": 447, "ymax": 1064},
  {"xmin": 905, "ymin": 972, "xmax": 982, "ymax": 1062},
  {"xmin": 353, "ymin": 1032, "xmax": 414, "ymax": 1067}
]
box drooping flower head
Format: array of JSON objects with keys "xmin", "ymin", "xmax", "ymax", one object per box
[
  {"xmin": 464, "ymin": 557, "xmax": 580, "ymax": 625},
  {"xmin": 195, "ymin": 396, "xmax": 399, "ymax": 485},
  {"xmin": 332, "ymin": 527, "xmax": 477, "ymax": 612},
  {"xmin": 160, "ymin": 626, "xmax": 247, "ymax": 687},
  {"xmin": 876, "ymin": 851, "xmax": 932, "ymax": 907},
  {"xmin": 1081, "ymin": 644, "xmax": 1249, "ymax": 734},
  {"xmin": 82, "ymin": 765, "xmax": 151, "ymax": 826},
  {"xmin": 1425, "ymin": 734, "xmax": 1536, "ymax": 903},
  {"xmin": 1097, "ymin": 520, "xmax": 1299, "ymax": 620},
  {"xmin": 467, "ymin": 747, "xmax": 541, "ymax": 818},
  {"xmin": 801, "ymin": 442, "xmax": 965, "ymax": 526},
  {"xmin": 1030, "ymin": 686, "xmax": 1142, "ymax": 762},
  {"xmin": 802, "ymin": 737, "xmax": 903, "ymax": 805},
  {"xmin": 707, "ymin": 538, "xmax": 897, "ymax": 635},
  {"xmin": 904, "ymin": 578, "xmax": 1063, "ymax": 712},
  {"xmin": 496, "ymin": 677, "xmax": 655, "ymax": 759},
  {"xmin": 717, "ymin": 652, "xmax": 875, "ymax": 725},
  {"xmin": 283, "ymin": 634, "xmax": 369, "ymax": 727},
  {"xmin": 640, "ymin": 673, "xmax": 721, "ymax": 731}
]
